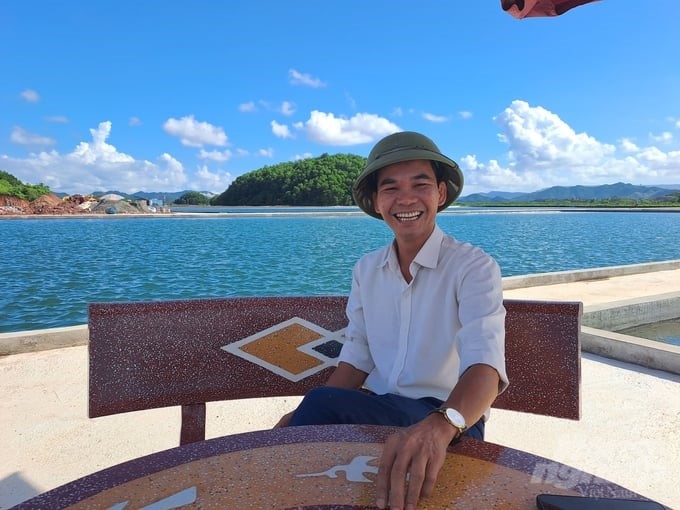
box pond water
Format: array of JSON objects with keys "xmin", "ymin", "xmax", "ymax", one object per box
[{"xmin": 618, "ymin": 318, "xmax": 680, "ymax": 347}]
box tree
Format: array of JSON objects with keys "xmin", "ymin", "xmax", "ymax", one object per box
[{"xmin": 174, "ymin": 191, "xmax": 211, "ymax": 205}]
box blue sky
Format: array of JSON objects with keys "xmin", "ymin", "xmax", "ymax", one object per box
[{"xmin": 1, "ymin": 1, "xmax": 679, "ymax": 196}]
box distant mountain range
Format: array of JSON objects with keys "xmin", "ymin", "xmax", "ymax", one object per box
[
  {"xmin": 54, "ymin": 190, "xmax": 215, "ymax": 202},
  {"xmin": 458, "ymin": 182, "xmax": 680, "ymax": 203},
  {"xmin": 53, "ymin": 182, "xmax": 680, "ymax": 205}
]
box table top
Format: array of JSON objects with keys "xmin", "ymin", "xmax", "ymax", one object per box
[{"xmin": 14, "ymin": 424, "xmax": 651, "ymax": 509}]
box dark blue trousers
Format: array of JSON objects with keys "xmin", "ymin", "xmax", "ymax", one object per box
[{"xmin": 287, "ymin": 386, "xmax": 484, "ymax": 440}]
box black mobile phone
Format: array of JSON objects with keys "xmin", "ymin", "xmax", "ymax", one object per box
[{"xmin": 536, "ymin": 494, "xmax": 667, "ymax": 510}]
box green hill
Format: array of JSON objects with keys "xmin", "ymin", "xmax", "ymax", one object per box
[
  {"xmin": 0, "ymin": 171, "xmax": 51, "ymax": 201},
  {"xmin": 212, "ymin": 153, "xmax": 366, "ymax": 206}
]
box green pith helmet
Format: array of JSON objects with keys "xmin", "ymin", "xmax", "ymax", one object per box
[{"xmin": 352, "ymin": 131, "xmax": 464, "ymax": 219}]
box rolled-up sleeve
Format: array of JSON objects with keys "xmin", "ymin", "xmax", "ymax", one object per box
[
  {"xmin": 456, "ymin": 254, "xmax": 509, "ymax": 394},
  {"xmin": 338, "ymin": 264, "xmax": 375, "ymax": 374}
]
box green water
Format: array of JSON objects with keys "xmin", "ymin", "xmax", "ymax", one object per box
[{"xmin": 619, "ymin": 319, "xmax": 680, "ymax": 347}]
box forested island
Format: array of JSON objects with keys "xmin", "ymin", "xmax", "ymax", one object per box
[{"xmin": 211, "ymin": 153, "xmax": 365, "ymax": 206}]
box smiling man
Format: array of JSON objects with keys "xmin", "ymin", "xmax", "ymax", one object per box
[{"xmin": 277, "ymin": 131, "xmax": 508, "ymax": 510}]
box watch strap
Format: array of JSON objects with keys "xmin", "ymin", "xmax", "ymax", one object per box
[{"xmin": 429, "ymin": 407, "xmax": 467, "ymax": 438}]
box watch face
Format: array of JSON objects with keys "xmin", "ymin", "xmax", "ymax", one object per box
[{"xmin": 444, "ymin": 408, "xmax": 466, "ymax": 428}]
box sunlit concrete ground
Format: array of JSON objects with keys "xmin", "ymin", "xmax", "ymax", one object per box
[{"xmin": 2, "ymin": 267, "xmax": 680, "ymax": 509}]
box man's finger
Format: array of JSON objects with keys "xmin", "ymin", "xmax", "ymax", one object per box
[
  {"xmin": 420, "ymin": 452, "xmax": 445, "ymax": 499},
  {"xmin": 404, "ymin": 454, "xmax": 428, "ymax": 510},
  {"xmin": 375, "ymin": 438, "xmax": 398, "ymax": 509},
  {"xmin": 386, "ymin": 434, "xmax": 416, "ymax": 510}
]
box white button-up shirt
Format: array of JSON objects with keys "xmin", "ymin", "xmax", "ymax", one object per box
[{"xmin": 339, "ymin": 225, "xmax": 508, "ymax": 403}]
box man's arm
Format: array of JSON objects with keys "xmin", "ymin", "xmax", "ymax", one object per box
[
  {"xmin": 324, "ymin": 361, "xmax": 368, "ymax": 389},
  {"xmin": 375, "ymin": 364, "xmax": 500, "ymax": 510},
  {"xmin": 274, "ymin": 362, "xmax": 368, "ymax": 428}
]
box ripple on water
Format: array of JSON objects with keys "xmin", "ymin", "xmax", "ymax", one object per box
[{"xmin": 2, "ymin": 211, "xmax": 679, "ymax": 332}]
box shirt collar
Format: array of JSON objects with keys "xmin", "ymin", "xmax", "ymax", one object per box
[
  {"xmin": 413, "ymin": 225, "xmax": 444, "ymax": 269},
  {"xmin": 379, "ymin": 225, "xmax": 444, "ymax": 270}
]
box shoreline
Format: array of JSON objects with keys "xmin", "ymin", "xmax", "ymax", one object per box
[
  {"xmin": 0, "ymin": 212, "xmax": 176, "ymax": 220},
  {"xmin": 1, "ymin": 205, "xmax": 680, "ymax": 220}
]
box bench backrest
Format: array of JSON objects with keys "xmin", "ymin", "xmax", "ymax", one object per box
[{"xmin": 88, "ymin": 297, "xmax": 581, "ymax": 444}]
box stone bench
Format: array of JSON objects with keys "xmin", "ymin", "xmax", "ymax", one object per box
[{"xmin": 88, "ymin": 297, "xmax": 582, "ymax": 445}]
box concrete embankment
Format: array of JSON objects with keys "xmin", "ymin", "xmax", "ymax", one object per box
[
  {"xmin": 0, "ymin": 325, "xmax": 88, "ymax": 356},
  {"xmin": 3, "ymin": 260, "xmax": 680, "ymax": 374},
  {"xmin": 501, "ymin": 260, "xmax": 680, "ymax": 375}
]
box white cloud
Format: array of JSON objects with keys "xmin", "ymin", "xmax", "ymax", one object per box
[
  {"xmin": 0, "ymin": 122, "xmax": 201, "ymax": 193},
  {"xmin": 299, "ymin": 110, "xmax": 400, "ymax": 146},
  {"xmin": 235, "ymin": 148, "xmax": 249, "ymax": 157},
  {"xmin": 191, "ymin": 165, "xmax": 233, "ymax": 192},
  {"xmin": 346, "ymin": 93, "xmax": 357, "ymax": 110},
  {"xmin": 163, "ymin": 115, "xmax": 228, "ymax": 147},
  {"xmin": 20, "ymin": 89, "xmax": 40, "ymax": 103},
  {"xmin": 294, "ymin": 152, "xmax": 314, "ymax": 160},
  {"xmin": 241, "ymin": 100, "xmax": 295, "ymax": 116},
  {"xmin": 158, "ymin": 153, "xmax": 185, "ymax": 175},
  {"xmin": 271, "ymin": 120, "xmax": 293, "ymax": 139},
  {"xmin": 258, "ymin": 148, "xmax": 274, "ymax": 158},
  {"xmin": 45, "ymin": 115, "xmax": 68, "ymax": 124},
  {"xmin": 392, "ymin": 107, "xmax": 403, "ymax": 117},
  {"xmin": 10, "ymin": 127, "xmax": 55, "ymax": 147},
  {"xmin": 460, "ymin": 155, "xmax": 543, "ymax": 191},
  {"xmin": 459, "ymin": 111, "xmax": 473, "ymax": 120},
  {"xmin": 636, "ymin": 146, "xmax": 672, "ymax": 164},
  {"xmin": 288, "ymin": 68, "xmax": 326, "ymax": 88},
  {"xmin": 619, "ymin": 138, "xmax": 639, "ymax": 152},
  {"xmin": 199, "ymin": 149, "xmax": 232, "ymax": 162},
  {"xmin": 70, "ymin": 122, "xmax": 135, "ymax": 164},
  {"xmin": 239, "ymin": 101, "xmax": 257, "ymax": 113},
  {"xmin": 280, "ymin": 101, "xmax": 296, "ymax": 116},
  {"xmin": 128, "ymin": 117, "xmax": 142, "ymax": 126},
  {"xmin": 495, "ymin": 100, "xmax": 615, "ymax": 168},
  {"xmin": 422, "ymin": 112, "xmax": 448, "ymax": 123},
  {"xmin": 459, "ymin": 154, "xmax": 480, "ymax": 171},
  {"xmin": 649, "ymin": 131, "xmax": 673, "ymax": 143},
  {"xmin": 459, "ymin": 100, "xmax": 680, "ymax": 195}
]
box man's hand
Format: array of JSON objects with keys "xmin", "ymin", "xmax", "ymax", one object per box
[
  {"xmin": 274, "ymin": 410, "xmax": 294, "ymax": 428},
  {"xmin": 374, "ymin": 364, "xmax": 500, "ymax": 509},
  {"xmin": 375, "ymin": 414, "xmax": 457, "ymax": 510}
]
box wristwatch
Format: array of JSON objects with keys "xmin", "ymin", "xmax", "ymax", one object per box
[{"xmin": 430, "ymin": 407, "xmax": 467, "ymax": 438}]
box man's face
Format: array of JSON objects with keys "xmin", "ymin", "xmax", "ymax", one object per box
[{"xmin": 373, "ymin": 159, "xmax": 447, "ymax": 246}]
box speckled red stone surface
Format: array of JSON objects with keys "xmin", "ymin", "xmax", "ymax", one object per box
[
  {"xmin": 88, "ymin": 296, "xmax": 582, "ymax": 444},
  {"xmin": 496, "ymin": 299, "xmax": 582, "ymax": 419},
  {"xmin": 13, "ymin": 425, "xmax": 650, "ymax": 509}
]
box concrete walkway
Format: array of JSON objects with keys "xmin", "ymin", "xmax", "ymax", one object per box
[
  {"xmin": 504, "ymin": 265, "xmax": 680, "ymax": 307},
  {"xmin": 2, "ymin": 264, "xmax": 680, "ymax": 509}
]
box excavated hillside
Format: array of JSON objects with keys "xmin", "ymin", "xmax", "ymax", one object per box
[{"xmin": 0, "ymin": 194, "xmax": 157, "ymax": 215}]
